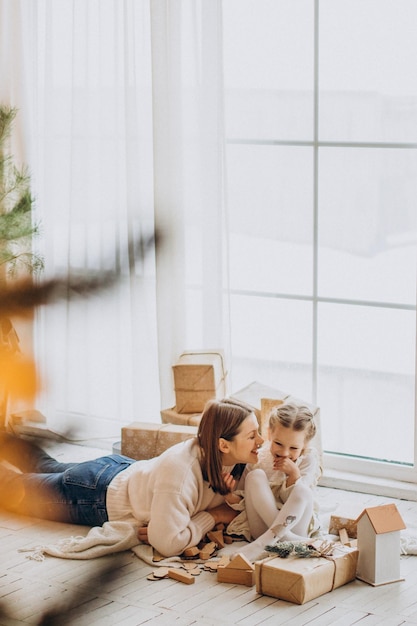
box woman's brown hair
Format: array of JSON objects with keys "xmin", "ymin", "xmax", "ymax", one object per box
[{"xmin": 197, "ymin": 398, "xmax": 254, "ymax": 495}]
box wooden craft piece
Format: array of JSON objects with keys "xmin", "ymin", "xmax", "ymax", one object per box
[
  {"xmin": 182, "ymin": 546, "xmax": 200, "ymax": 558},
  {"xmin": 168, "ymin": 568, "xmax": 195, "ymax": 585},
  {"xmin": 204, "ymin": 562, "xmax": 218, "ymax": 572},
  {"xmin": 152, "ymin": 567, "xmax": 170, "ymax": 578},
  {"xmin": 217, "ymin": 552, "xmax": 255, "ymax": 587},
  {"xmin": 152, "ymin": 549, "xmax": 164, "ymax": 562},
  {"xmin": 189, "ymin": 567, "xmax": 201, "ymax": 576},
  {"xmin": 207, "ymin": 530, "xmax": 225, "ymax": 548},
  {"xmin": 227, "ymin": 553, "xmax": 254, "ymax": 570},
  {"xmin": 199, "ymin": 541, "xmax": 216, "ymax": 560}
]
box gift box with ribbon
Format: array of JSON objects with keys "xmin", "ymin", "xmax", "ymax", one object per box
[
  {"xmin": 255, "ymin": 543, "xmax": 358, "ymax": 605},
  {"xmin": 173, "ymin": 350, "xmax": 227, "ymax": 413}
]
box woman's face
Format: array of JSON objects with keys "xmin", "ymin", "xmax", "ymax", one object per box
[{"xmin": 219, "ymin": 413, "xmax": 264, "ymax": 465}]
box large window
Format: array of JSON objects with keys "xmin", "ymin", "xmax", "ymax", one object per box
[{"xmin": 223, "ymin": 0, "xmax": 417, "ymax": 484}]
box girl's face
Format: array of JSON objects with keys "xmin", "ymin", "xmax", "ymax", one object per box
[
  {"xmin": 219, "ymin": 413, "xmax": 264, "ymax": 465},
  {"xmin": 268, "ymin": 422, "xmax": 306, "ymax": 462}
]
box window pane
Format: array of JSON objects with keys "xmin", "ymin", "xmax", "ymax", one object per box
[
  {"xmin": 227, "ymin": 145, "xmax": 314, "ymax": 296},
  {"xmin": 317, "ymin": 302, "xmax": 415, "ymax": 464},
  {"xmin": 224, "ymin": 0, "xmax": 417, "ymax": 478},
  {"xmin": 223, "ymin": 0, "xmax": 314, "ymax": 140},
  {"xmin": 230, "ymin": 295, "xmax": 313, "ymax": 399},
  {"xmin": 319, "ymin": 0, "xmax": 417, "ymax": 143},
  {"xmin": 318, "ymin": 147, "xmax": 417, "ymax": 305}
]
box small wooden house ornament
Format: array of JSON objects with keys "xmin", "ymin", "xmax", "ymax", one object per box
[
  {"xmin": 356, "ymin": 503, "xmax": 406, "ymax": 586},
  {"xmin": 217, "ymin": 553, "xmax": 255, "ymax": 587}
]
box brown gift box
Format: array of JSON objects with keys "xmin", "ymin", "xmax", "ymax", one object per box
[
  {"xmin": 329, "ymin": 515, "xmax": 358, "ymax": 539},
  {"xmin": 255, "ymin": 547, "xmax": 358, "ymax": 605},
  {"xmin": 160, "ymin": 407, "xmax": 202, "ymax": 427},
  {"xmin": 173, "ymin": 351, "xmax": 227, "ymax": 413},
  {"xmin": 174, "ymin": 387, "xmax": 225, "ymax": 414},
  {"xmin": 121, "ymin": 422, "xmax": 197, "ymax": 460}
]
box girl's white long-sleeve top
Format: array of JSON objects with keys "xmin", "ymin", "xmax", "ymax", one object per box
[
  {"xmin": 254, "ymin": 443, "xmax": 322, "ymax": 506},
  {"xmin": 225, "ymin": 443, "xmax": 322, "ymax": 541},
  {"xmin": 106, "ymin": 437, "xmax": 232, "ymax": 557}
]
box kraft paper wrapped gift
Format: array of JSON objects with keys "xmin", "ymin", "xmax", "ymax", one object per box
[
  {"xmin": 160, "ymin": 407, "xmax": 202, "ymax": 426},
  {"xmin": 329, "ymin": 515, "xmax": 358, "ymax": 539},
  {"xmin": 121, "ymin": 422, "xmax": 197, "ymax": 460},
  {"xmin": 173, "ymin": 350, "xmax": 227, "ymax": 413},
  {"xmin": 255, "ymin": 547, "xmax": 359, "ymax": 605}
]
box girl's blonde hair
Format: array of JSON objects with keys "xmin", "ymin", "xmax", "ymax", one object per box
[{"xmin": 268, "ymin": 402, "xmax": 316, "ymax": 445}]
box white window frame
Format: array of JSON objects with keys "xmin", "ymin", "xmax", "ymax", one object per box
[{"xmin": 226, "ymin": 1, "xmax": 417, "ymax": 498}]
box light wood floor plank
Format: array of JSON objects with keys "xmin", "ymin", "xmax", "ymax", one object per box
[{"xmin": 2, "ymin": 442, "xmax": 417, "ymax": 625}]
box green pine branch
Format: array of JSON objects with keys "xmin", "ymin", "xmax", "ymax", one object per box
[
  {"xmin": 0, "ymin": 105, "xmax": 17, "ymax": 144},
  {"xmin": 265, "ymin": 541, "xmax": 321, "ymax": 559},
  {"xmin": 0, "ymin": 162, "xmax": 31, "ymax": 207},
  {"xmin": 0, "ymin": 104, "xmax": 44, "ymax": 279}
]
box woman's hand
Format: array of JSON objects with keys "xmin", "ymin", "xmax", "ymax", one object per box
[
  {"xmin": 137, "ymin": 526, "xmax": 150, "ymax": 544},
  {"xmin": 208, "ymin": 502, "xmax": 239, "ymax": 527},
  {"xmin": 223, "ymin": 472, "xmax": 237, "ymax": 492},
  {"xmin": 222, "ymin": 472, "xmax": 242, "ymax": 505}
]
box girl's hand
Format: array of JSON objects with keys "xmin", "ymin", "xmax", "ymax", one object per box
[
  {"xmin": 137, "ymin": 526, "xmax": 150, "ymax": 544},
  {"xmin": 273, "ymin": 457, "xmax": 301, "ymax": 485}
]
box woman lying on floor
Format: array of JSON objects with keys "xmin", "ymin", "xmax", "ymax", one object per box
[{"xmin": 0, "ymin": 398, "xmax": 263, "ymax": 558}]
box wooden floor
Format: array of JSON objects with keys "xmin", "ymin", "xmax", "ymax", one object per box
[{"xmin": 1, "ymin": 440, "xmax": 417, "ymax": 626}]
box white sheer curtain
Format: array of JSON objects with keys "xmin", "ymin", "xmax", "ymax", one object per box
[
  {"xmin": 150, "ymin": 0, "xmax": 230, "ymax": 407},
  {"xmin": 1, "ymin": 0, "xmax": 229, "ymax": 436}
]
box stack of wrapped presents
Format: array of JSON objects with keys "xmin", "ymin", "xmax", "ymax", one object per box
[
  {"xmin": 161, "ymin": 350, "xmax": 227, "ymax": 425},
  {"xmin": 121, "ymin": 350, "xmax": 227, "ymax": 459},
  {"xmin": 122, "ymin": 358, "xmax": 322, "ymax": 462}
]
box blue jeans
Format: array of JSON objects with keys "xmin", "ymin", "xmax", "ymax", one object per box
[{"xmin": 0, "ymin": 434, "xmax": 134, "ymax": 525}]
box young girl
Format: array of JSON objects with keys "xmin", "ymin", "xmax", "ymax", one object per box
[
  {"xmin": 0, "ymin": 398, "xmax": 264, "ymax": 558},
  {"xmin": 239, "ymin": 402, "xmax": 321, "ymax": 562}
]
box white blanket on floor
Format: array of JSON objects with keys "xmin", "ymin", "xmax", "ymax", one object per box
[
  {"xmin": 19, "ymin": 518, "xmax": 249, "ymax": 563},
  {"xmin": 400, "ymin": 528, "xmax": 417, "ymax": 555},
  {"xmin": 19, "ymin": 520, "xmax": 140, "ymax": 560},
  {"xmin": 18, "ymin": 521, "xmax": 417, "ymax": 562}
]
